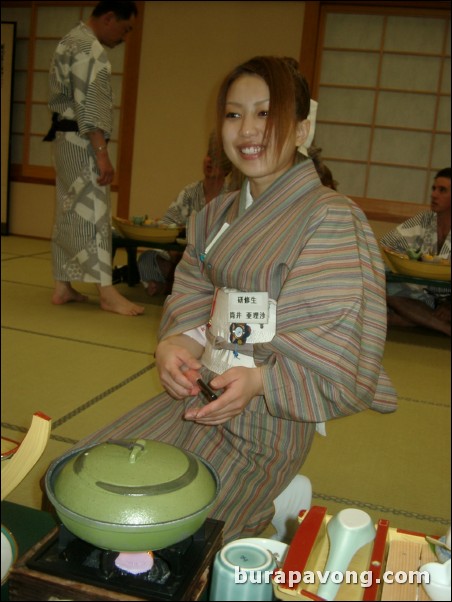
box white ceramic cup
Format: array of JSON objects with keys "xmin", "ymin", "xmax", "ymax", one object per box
[
  {"xmin": 209, "ymin": 539, "xmax": 277, "ymax": 601},
  {"xmin": 420, "ymin": 558, "xmax": 451, "ymax": 601}
]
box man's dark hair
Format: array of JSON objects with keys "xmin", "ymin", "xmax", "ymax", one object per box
[
  {"xmin": 92, "ymin": 1, "xmax": 138, "ymax": 20},
  {"xmin": 435, "ymin": 167, "xmax": 451, "ymax": 180}
]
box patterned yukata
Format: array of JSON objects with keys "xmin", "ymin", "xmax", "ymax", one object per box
[
  {"xmin": 381, "ymin": 212, "xmax": 451, "ymax": 306},
  {"xmin": 138, "ymin": 181, "xmax": 208, "ymax": 284},
  {"xmin": 77, "ymin": 160, "xmax": 397, "ymax": 542},
  {"xmin": 164, "ymin": 180, "xmax": 212, "ymax": 225},
  {"xmin": 138, "ymin": 180, "xmax": 229, "ymax": 283},
  {"xmin": 49, "ymin": 22, "xmax": 113, "ymax": 285}
]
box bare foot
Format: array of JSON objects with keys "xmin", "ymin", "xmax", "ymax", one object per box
[
  {"xmin": 146, "ymin": 280, "xmax": 171, "ymax": 297},
  {"xmin": 52, "ymin": 283, "xmax": 89, "ymax": 305},
  {"xmin": 98, "ymin": 285, "xmax": 144, "ymax": 316}
]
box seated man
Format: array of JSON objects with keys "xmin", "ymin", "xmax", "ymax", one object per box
[
  {"xmin": 380, "ymin": 167, "xmax": 451, "ymax": 336},
  {"xmin": 138, "ymin": 133, "xmax": 232, "ymax": 296}
]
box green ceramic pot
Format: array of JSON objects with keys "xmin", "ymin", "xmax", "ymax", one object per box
[{"xmin": 45, "ymin": 439, "xmax": 220, "ymax": 551}]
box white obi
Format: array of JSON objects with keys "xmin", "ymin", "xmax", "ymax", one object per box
[
  {"xmin": 183, "ymin": 287, "xmax": 327, "ymax": 436},
  {"xmin": 202, "ymin": 287, "xmax": 277, "ymax": 374}
]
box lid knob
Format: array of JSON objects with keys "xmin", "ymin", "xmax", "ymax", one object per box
[{"xmin": 129, "ymin": 440, "xmax": 146, "ymax": 464}]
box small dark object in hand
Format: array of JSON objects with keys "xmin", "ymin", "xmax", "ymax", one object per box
[{"xmin": 196, "ymin": 379, "xmax": 218, "ymax": 401}]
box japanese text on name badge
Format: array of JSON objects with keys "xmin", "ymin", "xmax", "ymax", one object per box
[{"xmin": 227, "ymin": 292, "xmax": 269, "ymax": 324}]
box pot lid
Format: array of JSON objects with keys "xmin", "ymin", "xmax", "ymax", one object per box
[{"xmin": 52, "ymin": 439, "xmax": 219, "ymax": 525}]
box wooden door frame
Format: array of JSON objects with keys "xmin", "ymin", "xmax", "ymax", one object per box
[{"xmin": 299, "ymin": 1, "xmax": 451, "ymax": 222}]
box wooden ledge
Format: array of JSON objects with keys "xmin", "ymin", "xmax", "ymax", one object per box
[{"xmin": 352, "ymin": 197, "xmax": 430, "ymax": 223}]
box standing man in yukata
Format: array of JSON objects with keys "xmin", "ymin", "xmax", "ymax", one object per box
[{"xmin": 46, "ymin": 1, "xmax": 143, "ymax": 316}]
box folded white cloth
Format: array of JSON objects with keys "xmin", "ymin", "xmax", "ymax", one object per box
[{"xmin": 271, "ymin": 475, "xmax": 312, "ymax": 543}]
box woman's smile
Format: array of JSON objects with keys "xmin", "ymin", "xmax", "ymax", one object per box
[{"xmin": 238, "ymin": 144, "xmax": 265, "ymax": 158}]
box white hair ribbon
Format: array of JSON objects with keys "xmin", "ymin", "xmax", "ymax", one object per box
[{"xmin": 297, "ymin": 99, "xmax": 318, "ymax": 156}]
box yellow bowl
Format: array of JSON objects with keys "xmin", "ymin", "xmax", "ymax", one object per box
[
  {"xmin": 113, "ymin": 217, "xmax": 181, "ymax": 243},
  {"xmin": 381, "ymin": 246, "xmax": 451, "ymax": 281}
]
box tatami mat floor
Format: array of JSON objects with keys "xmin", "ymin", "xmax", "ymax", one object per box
[{"xmin": 1, "ymin": 235, "xmax": 450, "ymax": 540}]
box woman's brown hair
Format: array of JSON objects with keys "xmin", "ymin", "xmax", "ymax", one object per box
[{"xmin": 216, "ymin": 56, "xmax": 310, "ymax": 160}]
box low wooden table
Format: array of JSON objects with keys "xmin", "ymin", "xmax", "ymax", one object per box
[
  {"xmin": 385, "ymin": 271, "xmax": 451, "ymax": 291},
  {"xmin": 112, "ymin": 235, "xmax": 185, "ymax": 287}
]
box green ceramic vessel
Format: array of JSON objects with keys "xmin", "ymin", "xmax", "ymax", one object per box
[{"xmin": 45, "ymin": 439, "xmax": 220, "ymax": 551}]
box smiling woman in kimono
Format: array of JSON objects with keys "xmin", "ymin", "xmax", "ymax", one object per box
[
  {"xmin": 81, "ymin": 56, "xmax": 397, "ymax": 542},
  {"xmin": 152, "ymin": 55, "xmax": 398, "ymax": 538}
]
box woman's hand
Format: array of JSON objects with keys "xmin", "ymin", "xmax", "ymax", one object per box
[
  {"xmin": 184, "ymin": 366, "xmax": 264, "ymax": 425},
  {"xmin": 155, "ymin": 335, "xmax": 204, "ymax": 399}
]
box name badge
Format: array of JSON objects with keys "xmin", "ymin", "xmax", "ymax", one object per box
[{"xmin": 227, "ymin": 292, "xmax": 269, "ymax": 324}]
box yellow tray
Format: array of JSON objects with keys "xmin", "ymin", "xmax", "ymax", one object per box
[
  {"xmin": 112, "ymin": 217, "xmax": 181, "ymax": 244},
  {"xmin": 381, "ymin": 247, "xmax": 451, "ymax": 282},
  {"xmin": 273, "ymin": 506, "xmax": 438, "ymax": 601}
]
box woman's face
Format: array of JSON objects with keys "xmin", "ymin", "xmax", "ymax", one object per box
[{"xmin": 222, "ymin": 74, "xmax": 308, "ymax": 198}]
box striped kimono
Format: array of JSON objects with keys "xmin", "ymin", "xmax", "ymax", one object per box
[
  {"xmin": 78, "ymin": 160, "xmax": 397, "ymax": 542},
  {"xmin": 49, "ymin": 22, "xmax": 113, "ymax": 285}
]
